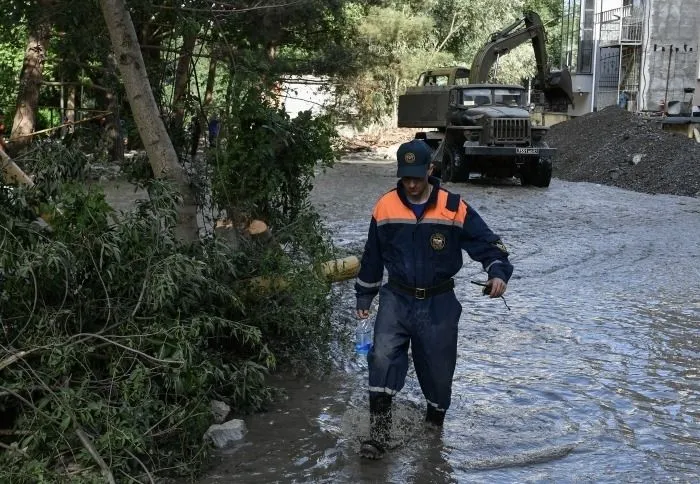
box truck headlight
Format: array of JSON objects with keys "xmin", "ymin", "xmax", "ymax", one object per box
[
  {"xmin": 463, "ymin": 129, "xmax": 481, "ymax": 142},
  {"xmin": 532, "ymin": 129, "xmax": 547, "ymax": 142}
]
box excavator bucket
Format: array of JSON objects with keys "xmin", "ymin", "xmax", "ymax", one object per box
[{"xmin": 543, "ymin": 68, "xmax": 574, "ymax": 112}]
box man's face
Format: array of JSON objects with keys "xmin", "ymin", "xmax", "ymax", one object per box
[{"xmin": 401, "ymin": 174, "xmax": 430, "ymax": 198}]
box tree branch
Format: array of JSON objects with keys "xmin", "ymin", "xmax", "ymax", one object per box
[
  {"xmin": 0, "ymin": 349, "xmax": 37, "ymax": 372},
  {"xmin": 156, "ymin": 0, "xmax": 309, "ymax": 15},
  {"xmin": 75, "ymin": 427, "xmax": 116, "ymax": 484},
  {"xmin": 435, "ymin": 10, "xmax": 468, "ymax": 54}
]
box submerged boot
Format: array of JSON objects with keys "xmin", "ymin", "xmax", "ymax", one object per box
[
  {"xmin": 425, "ymin": 405, "xmax": 446, "ymax": 428},
  {"xmin": 360, "ymin": 394, "xmax": 392, "ymax": 459}
]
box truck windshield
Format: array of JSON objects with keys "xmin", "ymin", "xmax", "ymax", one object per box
[
  {"xmin": 460, "ymin": 88, "xmax": 492, "ymax": 106},
  {"xmin": 460, "ymin": 88, "xmax": 525, "ymax": 107},
  {"xmin": 494, "ymin": 88, "xmax": 525, "ymax": 107}
]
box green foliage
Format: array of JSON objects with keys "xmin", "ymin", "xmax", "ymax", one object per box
[
  {"xmin": 207, "ymin": 74, "xmax": 341, "ymax": 369},
  {"xmin": 0, "ymin": 124, "xmax": 336, "ymax": 481},
  {"xmin": 335, "ymin": 0, "xmax": 565, "ymax": 124},
  {"xmin": 21, "ymin": 140, "xmax": 90, "ymax": 196},
  {"xmin": 0, "ymin": 25, "xmax": 24, "ymax": 110},
  {"xmin": 335, "ymin": 5, "xmax": 455, "ymax": 124},
  {"xmin": 211, "ymin": 80, "xmax": 339, "ymax": 227}
]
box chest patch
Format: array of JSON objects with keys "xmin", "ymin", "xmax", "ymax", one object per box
[{"xmin": 430, "ymin": 232, "xmax": 446, "ymax": 251}]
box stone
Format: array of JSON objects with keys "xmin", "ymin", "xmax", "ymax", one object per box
[
  {"xmin": 204, "ymin": 419, "xmax": 246, "ymax": 449},
  {"xmin": 210, "ymin": 400, "xmax": 230, "ymax": 424},
  {"xmin": 630, "ymin": 154, "xmax": 644, "ymax": 165},
  {"xmin": 30, "ymin": 217, "xmax": 53, "ymax": 233}
]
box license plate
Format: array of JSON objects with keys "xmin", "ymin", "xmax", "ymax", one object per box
[{"xmin": 516, "ymin": 147, "xmax": 539, "ymax": 155}]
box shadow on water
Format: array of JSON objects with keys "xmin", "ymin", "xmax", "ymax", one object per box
[{"xmin": 197, "ymin": 162, "xmax": 700, "ymax": 483}]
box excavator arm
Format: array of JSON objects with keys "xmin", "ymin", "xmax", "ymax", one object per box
[{"xmin": 469, "ymin": 10, "xmax": 574, "ymax": 109}]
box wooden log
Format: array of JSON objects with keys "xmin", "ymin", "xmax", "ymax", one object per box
[
  {"xmin": 246, "ymin": 219, "xmax": 268, "ymax": 236},
  {"xmin": 213, "ymin": 219, "xmax": 240, "ymax": 250},
  {"xmin": 243, "ymin": 255, "xmax": 360, "ymax": 295},
  {"xmin": 246, "ymin": 219, "xmax": 274, "ymax": 245},
  {"xmin": 214, "ymin": 219, "xmax": 272, "ymax": 247},
  {"xmin": 318, "ymin": 255, "xmax": 360, "ymax": 283}
]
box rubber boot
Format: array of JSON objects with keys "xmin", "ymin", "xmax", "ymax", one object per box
[
  {"xmin": 360, "ymin": 394, "xmax": 392, "ymax": 459},
  {"xmin": 425, "ymin": 405, "xmax": 446, "ymax": 427},
  {"xmin": 369, "ymin": 393, "xmax": 392, "ymax": 444}
]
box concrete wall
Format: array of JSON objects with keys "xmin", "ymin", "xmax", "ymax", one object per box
[{"xmin": 640, "ymin": 0, "xmax": 700, "ymax": 111}]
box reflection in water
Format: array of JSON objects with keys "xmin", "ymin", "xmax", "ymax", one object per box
[{"xmin": 198, "ymin": 163, "xmax": 700, "ymax": 483}]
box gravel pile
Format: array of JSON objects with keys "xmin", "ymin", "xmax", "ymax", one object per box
[{"xmin": 547, "ymin": 106, "xmax": 700, "ymax": 197}]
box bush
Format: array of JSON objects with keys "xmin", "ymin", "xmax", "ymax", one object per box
[
  {"xmin": 0, "ymin": 94, "xmax": 340, "ymax": 481},
  {"xmin": 209, "ymin": 82, "xmax": 339, "ymax": 228}
]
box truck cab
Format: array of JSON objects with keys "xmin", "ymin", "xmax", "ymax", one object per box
[
  {"xmin": 397, "ymin": 10, "xmax": 572, "ymax": 187},
  {"xmin": 416, "ymin": 67, "xmax": 470, "ymax": 87}
]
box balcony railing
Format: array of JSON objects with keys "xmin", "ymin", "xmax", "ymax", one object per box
[{"xmin": 598, "ymin": 6, "xmax": 643, "ymax": 44}]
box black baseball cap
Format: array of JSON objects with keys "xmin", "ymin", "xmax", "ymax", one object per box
[{"xmin": 396, "ymin": 139, "xmax": 433, "ymax": 178}]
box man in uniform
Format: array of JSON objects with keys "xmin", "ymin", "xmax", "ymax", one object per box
[{"xmin": 354, "ymin": 139, "xmax": 513, "ymax": 459}]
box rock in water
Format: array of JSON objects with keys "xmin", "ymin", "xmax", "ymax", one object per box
[{"xmin": 204, "ymin": 419, "xmax": 246, "ymax": 448}]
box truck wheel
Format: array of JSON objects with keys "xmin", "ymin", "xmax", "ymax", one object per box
[
  {"xmin": 531, "ymin": 158, "xmax": 552, "ymax": 187},
  {"xmin": 441, "ymin": 149, "xmax": 455, "ymax": 182},
  {"xmin": 441, "ymin": 148, "xmax": 468, "ymax": 183}
]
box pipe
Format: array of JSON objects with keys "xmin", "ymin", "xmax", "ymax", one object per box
[
  {"xmin": 590, "ymin": 0, "xmax": 601, "ymax": 112},
  {"xmin": 664, "ymin": 44, "xmax": 673, "ymax": 113}
]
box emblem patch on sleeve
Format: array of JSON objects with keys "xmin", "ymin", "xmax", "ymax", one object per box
[
  {"xmin": 430, "ymin": 233, "xmax": 446, "ymax": 251},
  {"xmin": 495, "ymin": 239, "xmax": 509, "ymax": 254}
]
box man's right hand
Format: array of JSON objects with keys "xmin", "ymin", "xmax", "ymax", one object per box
[{"xmin": 356, "ymin": 309, "xmax": 370, "ymax": 319}]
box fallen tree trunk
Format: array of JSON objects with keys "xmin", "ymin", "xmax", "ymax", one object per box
[{"xmin": 0, "ymin": 149, "xmax": 34, "ymax": 186}]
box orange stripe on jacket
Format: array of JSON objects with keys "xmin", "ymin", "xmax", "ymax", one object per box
[{"xmin": 373, "ymin": 188, "xmax": 468, "ymax": 227}]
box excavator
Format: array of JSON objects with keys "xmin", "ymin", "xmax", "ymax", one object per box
[
  {"xmin": 469, "ymin": 10, "xmax": 573, "ymax": 110},
  {"xmin": 397, "ymin": 10, "xmax": 574, "ymax": 186}
]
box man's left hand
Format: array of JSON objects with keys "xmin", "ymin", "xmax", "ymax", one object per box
[{"xmin": 486, "ymin": 278, "xmax": 507, "ymax": 298}]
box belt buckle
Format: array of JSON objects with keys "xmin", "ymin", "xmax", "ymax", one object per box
[{"xmin": 415, "ymin": 287, "xmax": 426, "ymax": 299}]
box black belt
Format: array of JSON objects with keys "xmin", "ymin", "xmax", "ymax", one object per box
[{"xmin": 387, "ymin": 278, "xmax": 454, "ymax": 300}]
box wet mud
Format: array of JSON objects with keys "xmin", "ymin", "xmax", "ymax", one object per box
[{"xmin": 197, "ymin": 160, "xmax": 700, "ymax": 483}]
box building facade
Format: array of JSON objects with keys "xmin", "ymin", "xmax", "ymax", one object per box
[{"xmin": 560, "ymin": 0, "xmax": 700, "ymax": 115}]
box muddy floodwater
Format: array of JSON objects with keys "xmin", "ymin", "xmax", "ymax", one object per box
[{"xmin": 197, "ymin": 159, "xmax": 700, "ymax": 483}]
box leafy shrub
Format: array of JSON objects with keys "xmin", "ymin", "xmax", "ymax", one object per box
[
  {"xmin": 210, "ymin": 81, "xmax": 339, "ymax": 229},
  {"xmin": 0, "ymin": 94, "xmax": 339, "ymax": 482}
]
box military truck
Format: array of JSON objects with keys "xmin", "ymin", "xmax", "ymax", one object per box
[{"xmin": 397, "ymin": 11, "xmax": 573, "ymax": 187}]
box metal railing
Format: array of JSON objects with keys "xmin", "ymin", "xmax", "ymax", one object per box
[{"xmin": 598, "ymin": 6, "xmax": 644, "ymax": 44}]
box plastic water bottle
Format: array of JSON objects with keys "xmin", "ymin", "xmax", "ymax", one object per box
[{"xmin": 355, "ymin": 317, "xmax": 374, "ymax": 355}]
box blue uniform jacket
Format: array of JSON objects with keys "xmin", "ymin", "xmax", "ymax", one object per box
[{"xmin": 355, "ymin": 177, "xmax": 513, "ymax": 310}]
